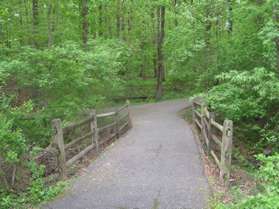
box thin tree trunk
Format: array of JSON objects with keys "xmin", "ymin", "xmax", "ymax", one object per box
[
  {"xmin": 274, "ymin": 4, "xmax": 279, "ymax": 73},
  {"xmin": 139, "ymin": 35, "xmax": 145, "ymax": 79},
  {"xmin": 81, "ymin": 0, "xmax": 89, "ymax": 48},
  {"xmin": 19, "ymin": 0, "xmax": 24, "ymax": 45},
  {"xmin": 155, "ymin": 6, "xmax": 165, "ymax": 100},
  {"xmin": 173, "ymin": 0, "xmax": 178, "ymax": 26},
  {"xmin": 205, "ymin": 1, "xmax": 212, "ymax": 91},
  {"xmin": 127, "ymin": 0, "xmax": 133, "ymax": 35},
  {"xmin": 32, "ymin": 0, "xmax": 39, "ymax": 47},
  {"xmin": 276, "ymin": 37, "xmax": 279, "ymax": 73},
  {"xmin": 226, "ymin": 0, "xmax": 233, "ymax": 34},
  {"xmin": 151, "ymin": 10, "xmax": 157, "ymax": 78},
  {"xmin": 121, "ymin": 0, "xmax": 126, "ymax": 40},
  {"xmin": 47, "ymin": 1, "xmax": 54, "ymax": 47},
  {"xmin": 106, "ymin": 4, "xmax": 113, "ymax": 38},
  {"xmin": 116, "ymin": 0, "xmax": 121, "ymax": 38},
  {"xmin": 98, "ymin": 3, "xmax": 103, "ymax": 36}
]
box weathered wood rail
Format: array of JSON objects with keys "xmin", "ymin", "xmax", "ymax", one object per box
[
  {"xmin": 192, "ymin": 98, "xmax": 233, "ymax": 183},
  {"xmin": 38, "ymin": 101, "xmax": 132, "ymax": 179}
]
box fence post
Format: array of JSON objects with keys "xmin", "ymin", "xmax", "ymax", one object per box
[
  {"xmin": 126, "ymin": 100, "xmax": 132, "ymax": 129},
  {"xmin": 115, "ymin": 109, "xmax": 120, "ymax": 139},
  {"xmin": 52, "ymin": 119, "xmax": 66, "ymax": 179},
  {"xmin": 220, "ymin": 119, "xmax": 233, "ymax": 184},
  {"xmin": 207, "ymin": 111, "xmax": 215, "ymax": 155},
  {"xmin": 192, "ymin": 100, "xmax": 196, "ymax": 125},
  {"xmin": 90, "ymin": 110, "xmax": 99, "ymax": 153},
  {"xmin": 201, "ymin": 103, "xmax": 210, "ymax": 154}
]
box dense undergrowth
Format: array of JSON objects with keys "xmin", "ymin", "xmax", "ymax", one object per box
[{"xmin": 203, "ymin": 69, "xmax": 279, "ymax": 208}]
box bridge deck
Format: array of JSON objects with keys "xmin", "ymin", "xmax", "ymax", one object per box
[{"xmin": 44, "ymin": 100, "xmax": 209, "ymax": 209}]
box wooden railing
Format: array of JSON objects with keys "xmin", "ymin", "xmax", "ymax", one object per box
[
  {"xmin": 49, "ymin": 101, "xmax": 132, "ymax": 179},
  {"xmin": 192, "ymin": 98, "xmax": 233, "ymax": 183}
]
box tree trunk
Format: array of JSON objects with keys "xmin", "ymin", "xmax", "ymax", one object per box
[
  {"xmin": 205, "ymin": 1, "xmax": 212, "ymax": 91},
  {"xmin": 155, "ymin": 6, "xmax": 165, "ymax": 100},
  {"xmin": 151, "ymin": 10, "xmax": 157, "ymax": 78},
  {"xmin": 81, "ymin": 0, "xmax": 89, "ymax": 48},
  {"xmin": 116, "ymin": 0, "xmax": 121, "ymax": 38},
  {"xmin": 47, "ymin": 1, "xmax": 54, "ymax": 47},
  {"xmin": 226, "ymin": 0, "xmax": 233, "ymax": 34},
  {"xmin": 98, "ymin": 3, "xmax": 103, "ymax": 36},
  {"xmin": 32, "ymin": 0, "xmax": 39, "ymax": 47},
  {"xmin": 127, "ymin": 0, "xmax": 133, "ymax": 35},
  {"xmin": 173, "ymin": 0, "xmax": 178, "ymax": 26},
  {"xmin": 121, "ymin": 0, "xmax": 126, "ymax": 40},
  {"xmin": 276, "ymin": 37, "xmax": 279, "ymax": 73},
  {"xmin": 274, "ymin": 5, "xmax": 279, "ymax": 73}
]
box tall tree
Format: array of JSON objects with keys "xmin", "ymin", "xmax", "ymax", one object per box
[
  {"xmin": 121, "ymin": 0, "xmax": 126, "ymax": 40},
  {"xmin": 275, "ymin": 4, "xmax": 279, "ymax": 72},
  {"xmin": 127, "ymin": 0, "xmax": 133, "ymax": 36},
  {"xmin": 32, "ymin": 0, "xmax": 39, "ymax": 47},
  {"xmin": 98, "ymin": 2, "xmax": 103, "ymax": 36},
  {"xmin": 47, "ymin": 0, "xmax": 55, "ymax": 47},
  {"xmin": 155, "ymin": 5, "xmax": 166, "ymax": 100},
  {"xmin": 226, "ymin": 0, "xmax": 233, "ymax": 34},
  {"xmin": 151, "ymin": 10, "xmax": 157, "ymax": 78},
  {"xmin": 204, "ymin": 1, "xmax": 212, "ymax": 91},
  {"xmin": 81, "ymin": 0, "xmax": 89, "ymax": 48},
  {"xmin": 116, "ymin": 0, "xmax": 121, "ymax": 38},
  {"xmin": 173, "ymin": 0, "xmax": 178, "ymax": 26}
]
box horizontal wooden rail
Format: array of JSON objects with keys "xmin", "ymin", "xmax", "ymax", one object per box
[
  {"xmin": 194, "ymin": 110, "xmax": 202, "ymax": 118},
  {"xmin": 65, "ymin": 131, "xmax": 94, "ymax": 149},
  {"xmin": 192, "ymin": 97, "xmax": 233, "ymax": 185},
  {"xmin": 212, "ymin": 134, "xmax": 222, "ymax": 147},
  {"xmin": 117, "ymin": 103, "xmax": 129, "ymax": 113},
  {"xmin": 99, "ymin": 133, "xmax": 117, "ymax": 146},
  {"xmin": 118, "ymin": 112, "xmax": 129, "ymax": 121},
  {"xmin": 211, "ymin": 150, "xmax": 220, "ymax": 167},
  {"xmin": 63, "ymin": 116, "xmax": 94, "ymax": 134},
  {"xmin": 66, "ymin": 144, "xmax": 95, "ymax": 167},
  {"xmin": 97, "ymin": 111, "xmax": 115, "ymax": 118},
  {"xmin": 211, "ymin": 120, "xmax": 223, "ymax": 132},
  {"xmin": 193, "ymin": 101, "xmax": 202, "ymax": 107},
  {"xmin": 195, "ymin": 119, "xmax": 202, "ymax": 130},
  {"xmin": 98, "ymin": 122, "xmax": 117, "ymax": 132},
  {"xmin": 119, "ymin": 121, "xmax": 129, "ymax": 132}
]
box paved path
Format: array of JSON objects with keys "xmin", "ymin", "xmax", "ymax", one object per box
[{"xmin": 44, "ymin": 100, "xmax": 209, "ymax": 209}]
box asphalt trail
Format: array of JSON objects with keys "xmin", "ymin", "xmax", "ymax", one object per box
[{"xmin": 44, "ymin": 100, "xmax": 209, "ymax": 209}]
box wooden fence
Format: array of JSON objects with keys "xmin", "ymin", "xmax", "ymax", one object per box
[
  {"xmin": 192, "ymin": 98, "xmax": 233, "ymax": 183},
  {"xmin": 46, "ymin": 101, "xmax": 132, "ymax": 179}
]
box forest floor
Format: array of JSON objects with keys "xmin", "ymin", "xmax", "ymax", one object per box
[{"xmin": 43, "ymin": 100, "xmax": 209, "ymax": 209}]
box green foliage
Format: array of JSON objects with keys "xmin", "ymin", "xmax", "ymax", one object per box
[
  {"xmin": 0, "ymin": 39, "xmax": 130, "ymax": 147},
  {"xmin": 215, "ymin": 154, "xmax": 279, "ymax": 209},
  {"xmin": 165, "ymin": 24, "xmax": 205, "ymax": 93},
  {"xmin": 207, "ymin": 68, "xmax": 279, "ymax": 150},
  {"xmin": 207, "ymin": 68, "xmax": 279, "ymax": 121},
  {"xmin": 0, "ymin": 114, "xmax": 26, "ymax": 163},
  {"xmin": 0, "ymin": 180, "xmax": 67, "ymax": 209},
  {"xmin": 257, "ymin": 154, "xmax": 279, "ymax": 193},
  {"xmin": 0, "ymin": 161, "xmax": 67, "ymax": 209}
]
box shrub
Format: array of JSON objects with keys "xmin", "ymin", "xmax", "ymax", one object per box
[
  {"xmin": 0, "ymin": 115, "xmax": 26, "ymax": 164},
  {"xmin": 206, "ymin": 68, "xmax": 279, "ymax": 151},
  {"xmin": 0, "ymin": 39, "xmax": 131, "ymax": 147},
  {"xmin": 215, "ymin": 153, "xmax": 279, "ymax": 209},
  {"xmin": 207, "ymin": 68, "xmax": 279, "ymax": 122}
]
